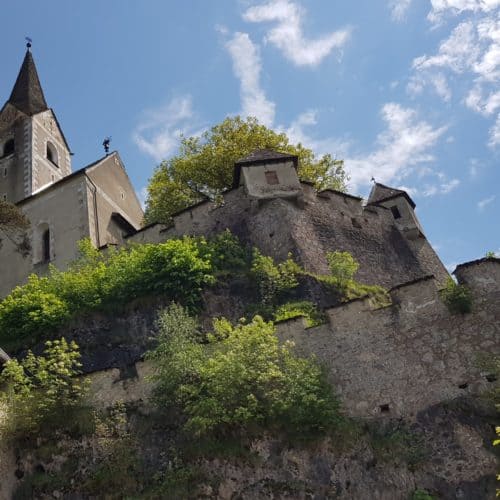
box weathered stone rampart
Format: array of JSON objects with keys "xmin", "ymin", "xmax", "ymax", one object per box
[
  {"xmin": 277, "ymin": 258, "xmax": 500, "ymax": 418},
  {"xmin": 127, "ymin": 182, "xmax": 449, "ymax": 290}
]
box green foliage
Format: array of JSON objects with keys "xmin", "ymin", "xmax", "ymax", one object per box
[
  {"xmin": 148, "ymin": 305, "xmax": 340, "ymax": 439},
  {"xmin": 411, "ymin": 489, "xmax": 437, "ymax": 500},
  {"xmin": 326, "ymin": 251, "xmax": 359, "ymax": 285},
  {"xmin": 440, "ymin": 277, "xmax": 473, "ymax": 314},
  {"xmin": 0, "ymin": 237, "xmax": 214, "ymax": 345},
  {"xmin": 144, "ymin": 116, "xmax": 348, "ymax": 223},
  {"xmin": 486, "ymin": 251, "xmax": 497, "ymax": 258},
  {"xmin": 274, "ymin": 301, "xmax": 326, "ymax": 327},
  {"xmin": 250, "ymin": 249, "xmax": 301, "ymax": 305},
  {"xmin": 0, "ymin": 338, "xmax": 86, "ymax": 440},
  {"xmin": 205, "ymin": 229, "xmax": 250, "ymax": 274},
  {"xmin": 0, "ymin": 281, "xmax": 71, "ymax": 342}
]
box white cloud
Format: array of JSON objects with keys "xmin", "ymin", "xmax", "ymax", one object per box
[
  {"xmin": 389, "ymin": 0, "xmax": 413, "ymax": 21},
  {"xmin": 477, "ymin": 194, "xmax": 496, "ymax": 210},
  {"xmin": 428, "ymin": 0, "xmax": 500, "ymax": 23},
  {"xmin": 422, "ymin": 179, "xmax": 460, "ymax": 197},
  {"xmin": 345, "ymin": 103, "xmax": 448, "ymax": 192},
  {"xmin": 138, "ymin": 187, "xmax": 148, "ymax": 210},
  {"xmin": 133, "ymin": 95, "xmax": 201, "ymax": 162},
  {"xmin": 410, "ymin": 7, "xmax": 500, "ymax": 147},
  {"xmin": 279, "ymin": 109, "xmax": 349, "ymax": 157},
  {"xmin": 488, "ymin": 111, "xmax": 500, "ymax": 145},
  {"xmin": 243, "ymin": 0, "xmax": 351, "ymax": 67},
  {"xmin": 225, "ymin": 32, "xmax": 276, "ymax": 127}
]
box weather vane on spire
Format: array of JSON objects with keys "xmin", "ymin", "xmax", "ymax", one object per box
[
  {"xmin": 103, "ymin": 137, "xmax": 112, "ymax": 155},
  {"xmin": 25, "ymin": 37, "xmax": 32, "ymax": 50}
]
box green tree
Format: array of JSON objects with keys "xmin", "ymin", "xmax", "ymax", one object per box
[
  {"xmin": 148, "ymin": 305, "xmax": 340, "ymax": 438},
  {"xmin": 145, "ymin": 116, "xmax": 348, "ymax": 223},
  {"xmin": 0, "ymin": 338, "xmax": 86, "ymax": 440},
  {"xmin": 326, "ymin": 251, "xmax": 359, "ymax": 287}
]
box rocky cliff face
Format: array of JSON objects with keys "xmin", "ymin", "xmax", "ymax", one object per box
[{"xmin": 2, "ymin": 261, "xmax": 499, "ymax": 499}]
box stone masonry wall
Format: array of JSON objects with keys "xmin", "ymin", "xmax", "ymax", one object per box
[
  {"xmin": 127, "ymin": 182, "xmax": 448, "ymax": 290},
  {"xmin": 276, "ymin": 258, "xmax": 500, "ymax": 418}
]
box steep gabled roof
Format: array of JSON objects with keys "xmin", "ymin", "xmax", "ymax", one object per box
[
  {"xmin": 233, "ymin": 148, "xmax": 298, "ymax": 187},
  {"xmin": 367, "ymin": 182, "xmax": 416, "ymax": 209},
  {"xmin": 8, "ymin": 50, "xmax": 48, "ymax": 116}
]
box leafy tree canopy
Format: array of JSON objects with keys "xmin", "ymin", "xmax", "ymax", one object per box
[{"xmin": 144, "ymin": 116, "xmax": 348, "ymax": 223}]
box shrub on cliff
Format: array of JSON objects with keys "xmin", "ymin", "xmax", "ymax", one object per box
[
  {"xmin": 148, "ymin": 304, "xmax": 340, "ymax": 438},
  {"xmin": 0, "ymin": 237, "xmax": 214, "ymax": 345},
  {"xmin": 0, "ymin": 338, "xmax": 86, "ymax": 440},
  {"xmin": 440, "ymin": 277, "xmax": 472, "ymax": 314},
  {"xmin": 250, "ymin": 249, "xmax": 301, "ymax": 305}
]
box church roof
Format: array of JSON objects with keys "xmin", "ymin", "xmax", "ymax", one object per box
[
  {"xmin": 367, "ymin": 182, "xmax": 416, "ymax": 209},
  {"xmin": 8, "ymin": 49, "xmax": 48, "ymax": 116},
  {"xmin": 233, "ymin": 148, "xmax": 298, "ymax": 187}
]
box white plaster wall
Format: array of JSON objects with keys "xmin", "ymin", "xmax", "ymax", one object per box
[{"xmin": 241, "ymin": 161, "xmax": 302, "ymax": 199}]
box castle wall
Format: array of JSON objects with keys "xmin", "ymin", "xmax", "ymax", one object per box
[
  {"xmin": 128, "ymin": 183, "xmax": 448, "ymax": 291},
  {"xmin": 276, "ymin": 259, "xmax": 500, "ymax": 418}
]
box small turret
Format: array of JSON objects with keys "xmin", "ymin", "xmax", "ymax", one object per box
[
  {"xmin": 233, "ymin": 148, "xmax": 302, "ymax": 199},
  {"xmin": 368, "ymin": 183, "xmax": 423, "ymax": 239}
]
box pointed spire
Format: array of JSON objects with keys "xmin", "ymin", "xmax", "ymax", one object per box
[{"xmin": 8, "ymin": 49, "xmax": 48, "ymax": 116}]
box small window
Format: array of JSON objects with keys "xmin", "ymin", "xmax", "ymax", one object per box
[
  {"xmin": 3, "ymin": 167, "xmax": 7, "ymax": 177},
  {"xmin": 46, "ymin": 142, "xmax": 59, "ymax": 167},
  {"xmin": 1, "ymin": 138, "xmax": 14, "ymax": 158},
  {"xmin": 390, "ymin": 206, "xmax": 401, "ymax": 219},
  {"xmin": 1, "ymin": 194, "xmax": 6, "ymax": 201},
  {"xmin": 265, "ymin": 171, "xmax": 279, "ymax": 185},
  {"xmin": 42, "ymin": 228, "xmax": 51, "ymax": 262}
]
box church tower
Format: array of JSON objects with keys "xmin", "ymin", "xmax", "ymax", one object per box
[{"xmin": 0, "ymin": 46, "xmax": 71, "ymax": 204}]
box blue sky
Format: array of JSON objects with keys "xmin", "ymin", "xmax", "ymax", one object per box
[{"xmin": 0, "ymin": 0, "xmax": 498, "ymax": 269}]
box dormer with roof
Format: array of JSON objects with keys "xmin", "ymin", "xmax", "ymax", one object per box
[
  {"xmin": 233, "ymin": 148, "xmax": 302, "ymax": 199},
  {"xmin": 0, "ymin": 47, "xmax": 72, "ymax": 204},
  {"xmin": 367, "ymin": 182, "xmax": 423, "ymax": 240}
]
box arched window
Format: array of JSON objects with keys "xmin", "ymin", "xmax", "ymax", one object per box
[
  {"xmin": 46, "ymin": 142, "xmax": 58, "ymax": 166},
  {"xmin": 1, "ymin": 138, "xmax": 14, "ymax": 158},
  {"xmin": 42, "ymin": 228, "xmax": 51, "ymax": 262}
]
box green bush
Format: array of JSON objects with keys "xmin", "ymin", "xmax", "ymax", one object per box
[
  {"xmin": 0, "ymin": 281, "xmax": 70, "ymax": 342},
  {"xmin": 274, "ymin": 301, "xmax": 325, "ymax": 327},
  {"xmin": 0, "ymin": 237, "xmax": 215, "ymax": 344},
  {"xmin": 0, "ymin": 338, "xmax": 86, "ymax": 440},
  {"xmin": 204, "ymin": 229, "xmax": 250, "ymax": 274},
  {"xmin": 326, "ymin": 251, "xmax": 359, "ymax": 285},
  {"xmin": 440, "ymin": 277, "xmax": 472, "ymax": 314},
  {"xmin": 411, "ymin": 489, "xmax": 437, "ymax": 500},
  {"xmin": 250, "ymin": 249, "xmax": 301, "ymax": 305},
  {"xmin": 148, "ymin": 305, "xmax": 340, "ymax": 438}
]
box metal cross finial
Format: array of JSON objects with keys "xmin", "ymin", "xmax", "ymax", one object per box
[
  {"xmin": 25, "ymin": 37, "xmax": 32, "ymax": 50},
  {"xmin": 103, "ymin": 137, "xmax": 112, "ymax": 155}
]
